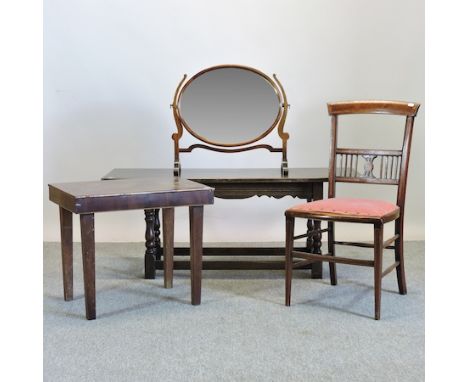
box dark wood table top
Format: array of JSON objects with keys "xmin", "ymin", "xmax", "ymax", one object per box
[
  {"xmin": 102, "ymin": 168, "xmax": 329, "ymax": 183},
  {"xmin": 49, "ymin": 177, "xmax": 214, "ymax": 214}
]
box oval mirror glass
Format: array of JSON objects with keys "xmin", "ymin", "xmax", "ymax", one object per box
[{"xmin": 178, "ymin": 67, "xmax": 282, "ymax": 146}]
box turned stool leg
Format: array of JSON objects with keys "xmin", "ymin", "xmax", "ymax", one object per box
[
  {"xmin": 163, "ymin": 208, "xmax": 175, "ymax": 288},
  {"xmin": 189, "ymin": 206, "xmax": 203, "ymax": 305},
  {"xmin": 59, "ymin": 207, "xmax": 73, "ymax": 301},
  {"xmin": 80, "ymin": 213, "xmax": 96, "ymax": 320}
]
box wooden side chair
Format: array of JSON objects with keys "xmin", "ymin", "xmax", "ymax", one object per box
[{"xmin": 285, "ymin": 100, "xmax": 420, "ymax": 320}]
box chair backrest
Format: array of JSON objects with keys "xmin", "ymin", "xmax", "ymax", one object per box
[{"xmin": 327, "ymin": 100, "xmax": 420, "ymax": 214}]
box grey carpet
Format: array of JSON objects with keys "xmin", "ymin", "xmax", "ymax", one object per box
[{"xmin": 44, "ymin": 242, "xmax": 424, "ymax": 382}]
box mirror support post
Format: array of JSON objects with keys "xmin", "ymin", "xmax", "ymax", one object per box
[
  {"xmin": 174, "ymin": 161, "xmax": 181, "ymax": 177},
  {"xmin": 281, "ymin": 161, "xmax": 289, "ymax": 176},
  {"xmin": 274, "ymin": 74, "xmax": 290, "ymax": 176},
  {"xmin": 172, "ymin": 74, "xmax": 188, "ymax": 176}
]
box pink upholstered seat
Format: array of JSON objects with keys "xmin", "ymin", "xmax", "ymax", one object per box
[{"xmin": 286, "ymin": 198, "xmax": 399, "ymax": 221}]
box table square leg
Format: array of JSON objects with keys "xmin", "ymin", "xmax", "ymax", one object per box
[
  {"xmin": 163, "ymin": 208, "xmax": 175, "ymax": 288},
  {"xmin": 59, "ymin": 207, "xmax": 73, "ymax": 301},
  {"xmin": 189, "ymin": 206, "xmax": 203, "ymax": 305},
  {"xmin": 80, "ymin": 213, "xmax": 96, "ymax": 320}
]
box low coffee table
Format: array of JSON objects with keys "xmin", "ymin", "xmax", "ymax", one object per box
[{"xmin": 49, "ymin": 177, "xmax": 214, "ymax": 320}]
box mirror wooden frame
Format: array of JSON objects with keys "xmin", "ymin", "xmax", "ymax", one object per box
[{"xmin": 171, "ymin": 64, "xmax": 290, "ymax": 176}]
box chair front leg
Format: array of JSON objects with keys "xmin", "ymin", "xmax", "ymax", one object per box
[
  {"xmin": 373, "ymin": 223, "xmax": 384, "ymax": 320},
  {"xmin": 285, "ymin": 215, "xmax": 295, "ymax": 306},
  {"xmin": 327, "ymin": 221, "xmax": 337, "ymax": 285}
]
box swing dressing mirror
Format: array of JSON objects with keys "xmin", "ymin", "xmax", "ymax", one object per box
[{"xmin": 171, "ymin": 65, "xmax": 290, "ymax": 175}]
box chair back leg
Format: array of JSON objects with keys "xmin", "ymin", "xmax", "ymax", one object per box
[
  {"xmin": 327, "ymin": 221, "xmax": 337, "ymax": 285},
  {"xmin": 373, "ymin": 223, "xmax": 384, "ymax": 320},
  {"xmin": 394, "ymin": 218, "xmax": 407, "ymax": 295},
  {"xmin": 285, "ymin": 215, "xmax": 295, "ymax": 306}
]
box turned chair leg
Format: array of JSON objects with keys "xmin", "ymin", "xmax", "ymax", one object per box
[
  {"xmin": 373, "ymin": 223, "xmax": 384, "ymax": 320},
  {"xmin": 285, "ymin": 216, "xmax": 295, "ymax": 306},
  {"xmin": 327, "ymin": 221, "xmax": 337, "ymax": 285},
  {"xmin": 394, "ymin": 218, "xmax": 407, "ymax": 295}
]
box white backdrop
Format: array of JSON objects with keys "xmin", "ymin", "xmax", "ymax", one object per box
[{"xmin": 43, "ymin": 0, "xmax": 424, "ymax": 243}]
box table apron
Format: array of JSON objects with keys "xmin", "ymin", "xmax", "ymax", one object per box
[{"xmin": 196, "ymin": 181, "xmax": 317, "ymax": 199}]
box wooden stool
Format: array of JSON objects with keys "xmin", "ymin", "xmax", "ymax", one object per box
[{"xmin": 49, "ymin": 177, "xmax": 214, "ymax": 320}]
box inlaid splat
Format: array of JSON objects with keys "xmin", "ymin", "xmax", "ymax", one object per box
[
  {"xmin": 362, "ymin": 154, "xmax": 377, "ymax": 177},
  {"xmin": 335, "ymin": 148, "xmax": 402, "ymax": 184}
]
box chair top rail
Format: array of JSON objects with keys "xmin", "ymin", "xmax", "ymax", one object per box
[{"xmin": 328, "ymin": 101, "xmax": 420, "ymax": 117}]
